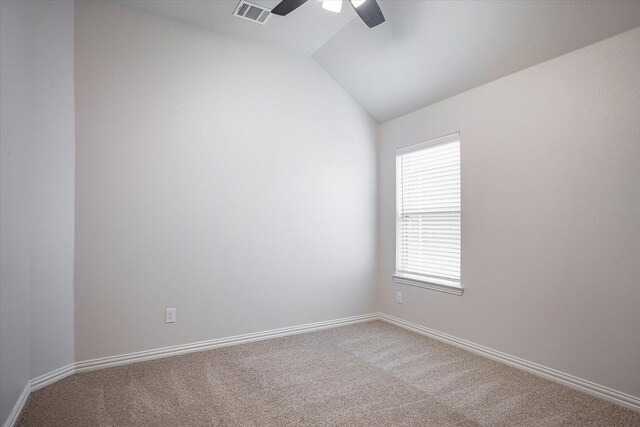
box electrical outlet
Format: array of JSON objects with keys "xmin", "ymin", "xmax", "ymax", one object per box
[
  {"xmin": 165, "ymin": 307, "xmax": 176, "ymax": 323},
  {"xmin": 396, "ymin": 291, "xmax": 402, "ymax": 304}
]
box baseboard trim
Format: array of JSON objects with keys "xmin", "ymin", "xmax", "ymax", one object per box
[
  {"xmin": 3, "ymin": 313, "xmax": 377, "ymax": 427},
  {"xmin": 3, "ymin": 362, "xmax": 76, "ymax": 427},
  {"xmin": 3, "ymin": 383, "xmax": 29, "ymax": 427},
  {"xmin": 5, "ymin": 311, "xmax": 638, "ymax": 427},
  {"xmin": 75, "ymin": 313, "xmax": 378, "ymax": 373},
  {"xmin": 30, "ymin": 363, "xmax": 75, "ymax": 391},
  {"xmin": 378, "ymin": 313, "xmax": 640, "ymax": 412}
]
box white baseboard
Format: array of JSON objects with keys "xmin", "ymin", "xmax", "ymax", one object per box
[
  {"xmin": 3, "ymin": 313, "xmax": 377, "ymax": 427},
  {"xmin": 378, "ymin": 313, "xmax": 640, "ymax": 413},
  {"xmin": 3, "ymin": 363, "xmax": 76, "ymax": 427},
  {"xmin": 30, "ymin": 363, "xmax": 75, "ymax": 392},
  {"xmin": 5, "ymin": 311, "xmax": 638, "ymax": 427},
  {"xmin": 75, "ymin": 313, "xmax": 378, "ymax": 373},
  {"xmin": 3, "ymin": 383, "xmax": 29, "ymax": 427}
]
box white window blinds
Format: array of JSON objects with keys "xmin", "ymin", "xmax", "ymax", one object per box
[{"xmin": 395, "ymin": 133, "xmax": 461, "ymax": 288}]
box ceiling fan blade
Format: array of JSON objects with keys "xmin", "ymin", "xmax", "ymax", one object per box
[
  {"xmin": 271, "ymin": 0, "xmax": 309, "ymax": 16},
  {"xmin": 350, "ymin": 0, "xmax": 385, "ymax": 28}
]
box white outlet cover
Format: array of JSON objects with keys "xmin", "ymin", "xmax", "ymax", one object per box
[
  {"xmin": 396, "ymin": 291, "xmax": 402, "ymax": 304},
  {"xmin": 165, "ymin": 307, "xmax": 176, "ymax": 323}
]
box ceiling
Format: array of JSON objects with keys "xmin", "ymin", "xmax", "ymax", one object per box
[
  {"xmin": 112, "ymin": 0, "xmax": 356, "ymax": 56},
  {"xmin": 314, "ymin": 1, "xmax": 640, "ymax": 122},
  {"xmin": 113, "ymin": 0, "xmax": 640, "ymax": 123}
]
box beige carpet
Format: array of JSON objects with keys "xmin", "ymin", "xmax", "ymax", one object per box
[{"xmin": 17, "ymin": 321, "xmax": 640, "ymax": 426}]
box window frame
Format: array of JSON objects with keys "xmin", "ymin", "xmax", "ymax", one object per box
[{"xmin": 393, "ymin": 132, "xmax": 463, "ymax": 296}]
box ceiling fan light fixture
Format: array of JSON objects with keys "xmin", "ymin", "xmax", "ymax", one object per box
[
  {"xmin": 322, "ymin": 0, "xmax": 342, "ymax": 13},
  {"xmin": 272, "ymin": 0, "xmax": 384, "ymax": 27}
]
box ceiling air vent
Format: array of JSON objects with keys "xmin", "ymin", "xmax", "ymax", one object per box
[{"xmin": 233, "ymin": 0, "xmax": 271, "ymax": 25}]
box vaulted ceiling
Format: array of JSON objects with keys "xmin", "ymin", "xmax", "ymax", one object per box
[
  {"xmin": 113, "ymin": 0, "xmax": 640, "ymax": 122},
  {"xmin": 113, "ymin": 0, "xmax": 356, "ymax": 55}
]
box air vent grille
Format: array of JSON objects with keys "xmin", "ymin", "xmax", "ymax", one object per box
[{"xmin": 233, "ymin": 0, "xmax": 271, "ymax": 25}]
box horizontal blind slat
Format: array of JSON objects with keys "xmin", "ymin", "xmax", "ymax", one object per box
[{"xmin": 397, "ymin": 136, "xmax": 460, "ymax": 282}]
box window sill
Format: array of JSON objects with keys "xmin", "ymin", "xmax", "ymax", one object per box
[{"xmin": 392, "ymin": 274, "xmax": 464, "ymax": 296}]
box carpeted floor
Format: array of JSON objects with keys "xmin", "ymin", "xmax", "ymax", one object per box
[{"xmin": 17, "ymin": 321, "xmax": 640, "ymax": 426}]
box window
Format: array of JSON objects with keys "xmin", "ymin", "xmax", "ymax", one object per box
[{"xmin": 393, "ymin": 133, "xmax": 462, "ymax": 295}]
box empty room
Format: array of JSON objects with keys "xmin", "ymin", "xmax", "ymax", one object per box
[{"xmin": 1, "ymin": 0, "xmax": 639, "ymax": 425}]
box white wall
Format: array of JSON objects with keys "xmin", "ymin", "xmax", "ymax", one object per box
[
  {"xmin": 0, "ymin": 2, "xmax": 32, "ymax": 421},
  {"xmin": 378, "ymin": 28, "xmax": 640, "ymax": 398},
  {"xmin": 74, "ymin": 0, "xmax": 377, "ymax": 361},
  {"xmin": 25, "ymin": 0, "xmax": 76, "ymax": 382},
  {"xmin": 0, "ymin": 0, "xmax": 75, "ymax": 424},
  {"xmin": 4, "ymin": 2, "xmax": 637, "ymax": 422}
]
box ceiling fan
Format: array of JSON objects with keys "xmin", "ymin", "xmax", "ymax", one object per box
[{"xmin": 271, "ymin": 0, "xmax": 385, "ymax": 28}]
